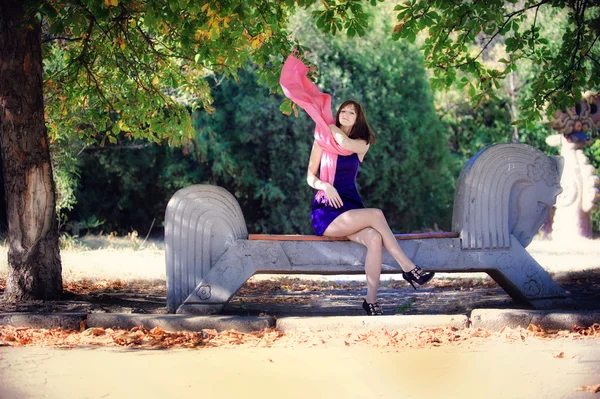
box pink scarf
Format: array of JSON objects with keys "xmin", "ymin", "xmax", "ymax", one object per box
[{"xmin": 279, "ymin": 55, "xmax": 353, "ymax": 202}]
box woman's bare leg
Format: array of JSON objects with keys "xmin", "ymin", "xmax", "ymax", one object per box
[
  {"xmin": 347, "ymin": 228, "xmax": 382, "ymax": 303},
  {"xmin": 323, "ymin": 208, "xmax": 416, "ymax": 272}
]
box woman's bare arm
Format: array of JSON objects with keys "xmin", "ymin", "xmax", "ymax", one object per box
[
  {"xmin": 329, "ymin": 124, "xmax": 370, "ymax": 154},
  {"xmin": 306, "ymin": 140, "xmax": 343, "ymax": 208}
]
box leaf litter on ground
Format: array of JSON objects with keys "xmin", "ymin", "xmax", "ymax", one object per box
[
  {"xmin": 0, "ymin": 323, "xmax": 598, "ymax": 350},
  {"xmin": 576, "ymin": 384, "xmax": 600, "ymax": 393}
]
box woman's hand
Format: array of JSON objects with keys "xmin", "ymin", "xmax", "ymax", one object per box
[{"xmin": 324, "ymin": 184, "xmax": 343, "ymax": 208}]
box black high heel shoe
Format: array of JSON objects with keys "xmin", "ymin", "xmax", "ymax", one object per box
[
  {"xmin": 362, "ymin": 299, "xmax": 383, "ymax": 315},
  {"xmin": 402, "ymin": 265, "xmax": 435, "ymax": 290}
]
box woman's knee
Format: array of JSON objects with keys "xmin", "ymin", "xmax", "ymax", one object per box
[
  {"xmin": 364, "ymin": 228, "xmax": 382, "ymax": 249},
  {"xmin": 367, "ymin": 208, "xmax": 386, "ymax": 222}
]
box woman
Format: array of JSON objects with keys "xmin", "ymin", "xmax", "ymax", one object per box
[{"xmin": 307, "ymin": 100, "xmax": 435, "ymax": 315}]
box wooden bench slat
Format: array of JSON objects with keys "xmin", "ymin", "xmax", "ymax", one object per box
[{"xmin": 248, "ymin": 232, "xmax": 459, "ymax": 241}]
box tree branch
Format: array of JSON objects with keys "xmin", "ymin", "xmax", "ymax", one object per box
[
  {"xmin": 437, "ymin": 0, "xmax": 551, "ymax": 70},
  {"xmin": 531, "ymin": 4, "xmax": 540, "ymax": 53},
  {"xmin": 42, "ymin": 36, "xmax": 83, "ymax": 43},
  {"xmin": 503, "ymin": 0, "xmax": 551, "ymax": 19},
  {"xmin": 586, "ymin": 53, "xmax": 600, "ymax": 68},
  {"xmin": 83, "ymin": 143, "xmax": 154, "ymax": 151},
  {"xmin": 74, "ymin": 16, "xmax": 96, "ymax": 64}
]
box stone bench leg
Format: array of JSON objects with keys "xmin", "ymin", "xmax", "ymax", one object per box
[
  {"xmin": 177, "ymin": 240, "xmax": 293, "ymax": 314},
  {"xmin": 410, "ymin": 235, "xmax": 573, "ymax": 309},
  {"xmin": 481, "ymin": 237, "xmax": 573, "ymax": 309},
  {"xmin": 165, "ymin": 185, "xmax": 248, "ymax": 313}
]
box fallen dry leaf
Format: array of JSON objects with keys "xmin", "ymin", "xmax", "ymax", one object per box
[
  {"xmin": 61, "ymin": 278, "xmax": 166, "ymax": 296},
  {"xmin": 553, "ymin": 352, "xmax": 565, "ymax": 358},
  {"xmin": 576, "ymin": 384, "xmax": 600, "ymax": 393},
  {"xmin": 1, "ymin": 322, "xmax": 599, "ymax": 350},
  {"xmin": 0, "ymin": 325, "xmax": 285, "ymax": 349},
  {"xmin": 573, "ymin": 323, "xmax": 600, "ymax": 336}
]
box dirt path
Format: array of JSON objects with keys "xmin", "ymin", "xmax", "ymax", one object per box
[{"xmin": 1, "ymin": 337, "xmax": 599, "ymax": 399}]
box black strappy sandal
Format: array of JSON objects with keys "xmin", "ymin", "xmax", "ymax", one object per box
[
  {"xmin": 402, "ymin": 265, "xmax": 435, "ymax": 290},
  {"xmin": 362, "ymin": 299, "xmax": 383, "ymax": 315}
]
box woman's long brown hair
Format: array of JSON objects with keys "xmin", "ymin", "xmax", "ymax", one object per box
[{"xmin": 335, "ymin": 100, "xmax": 376, "ymax": 144}]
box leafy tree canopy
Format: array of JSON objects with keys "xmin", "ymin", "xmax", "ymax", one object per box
[
  {"xmin": 31, "ymin": 0, "xmax": 380, "ymax": 147},
  {"xmin": 392, "ymin": 0, "xmax": 600, "ymax": 124}
]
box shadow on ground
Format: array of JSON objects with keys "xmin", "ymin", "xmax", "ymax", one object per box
[{"xmin": 1, "ymin": 268, "xmax": 598, "ymax": 317}]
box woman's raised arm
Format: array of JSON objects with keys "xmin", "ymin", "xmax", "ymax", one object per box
[{"xmin": 329, "ymin": 124, "xmax": 370, "ymax": 154}]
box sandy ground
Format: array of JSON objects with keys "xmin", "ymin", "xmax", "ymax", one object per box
[
  {"xmin": 1, "ymin": 337, "xmax": 599, "ymax": 399},
  {"xmin": 0, "ymin": 237, "xmax": 599, "ymax": 399}
]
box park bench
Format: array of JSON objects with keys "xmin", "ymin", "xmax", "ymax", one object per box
[{"xmin": 165, "ymin": 144, "xmax": 574, "ymax": 314}]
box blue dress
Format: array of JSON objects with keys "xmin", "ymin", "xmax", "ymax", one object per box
[{"xmin": 311, "ymin": 153, "xmax": 365, "ymax": 236}]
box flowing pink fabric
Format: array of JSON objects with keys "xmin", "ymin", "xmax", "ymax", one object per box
[{"xmin": 279, "ymin": 55, "xmax": 352, "ymax": 201}]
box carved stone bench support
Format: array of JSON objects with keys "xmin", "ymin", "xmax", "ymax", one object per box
[{"xmin": 175, "ymin": 236, "xmax": 571, "ymax": 314}]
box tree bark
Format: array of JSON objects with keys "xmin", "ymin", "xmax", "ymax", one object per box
[{"xmin": 0, "ymin": 0, "xmax": 62, "ymax": 301}]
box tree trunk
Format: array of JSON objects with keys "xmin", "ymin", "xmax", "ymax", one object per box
[{"xmin": 0, "ymin": 0, "xmax": 62, "ymax": 301}]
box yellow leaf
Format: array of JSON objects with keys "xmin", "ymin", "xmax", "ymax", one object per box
[
  {"xmin": 152, "ymin": 76, "xmax": 159, "ymax": 86},
  {"xmin": 104, "ymin": 0, "xmax": 118, "ymax": 7},
  {"xmin": 118, "ymin": 120, "xmax": 130, "ymax": 132},
  {"xmin": 251, "ymin": 38, "xmax": 262, "ymax": 50},
  {"xmin": 114, "ymin": 37, "xmax": 125, "ymax": 51}
]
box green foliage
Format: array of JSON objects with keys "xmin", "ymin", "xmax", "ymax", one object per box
[
  {"xmin": 46, "ymin": 0, "xmax": 599, "ymax": 236},
  {"xmin": 191, "ymin": 66, "xmax": 315, "ymax": 233},
  {"xmin": 442, "ymin": 98, "xmax": 513, "ymax": 161},
  {"xmin": 584, "ymin": 141, "xmax": 600, "ymax": 232},
  {"xmin": 66, "ymin": 142, "xmax": 191, "ymax": 235},
  {"xmin": 392, "ymin": 1, "xmax": 600, "ymax": 123},
  {"xmin": 50, "ymin": 138, "xmax": 80, "ymax": 229},
  {"xmin": 32, "ymin": 0, "xmax": 379, "ymax": 151},
  {"xmin": 64, "ymin": 67, "xmax": 315, "ymax": 235},
  {"xmin": 291, "ymin": 8, "xmax": 455, "ymax": 232},
  {"xmin": 30, "ymin": 0, "xmax": 384, "ymax": 231},
  {"xmin": 66, "ymin": 6, "xmax": 455, "ymax": 235},
  {"xmin": 37, "ymin": 0, "xmax": 297, "ymax": 148}
]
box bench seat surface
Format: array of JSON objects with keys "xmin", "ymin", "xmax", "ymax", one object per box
[{"xmin": 248, "ymin": 232, "xmax": 459, "ymax": 241}]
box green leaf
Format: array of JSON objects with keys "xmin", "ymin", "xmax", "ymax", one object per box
[
  {"xmin": 279, "ymin": 99, "xmax": 292, "ymax": 115},
  {"xmin": 356, "ymin": 24, "xmax": 365, "ymax": 37}
]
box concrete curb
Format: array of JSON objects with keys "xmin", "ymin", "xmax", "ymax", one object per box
[
  {"xmin": 86, "ymin": 314, "xmax": 275, "ymax": 333},
  {"xmin": 1, "ymin": 309, "xmax": 599, "ymax": 333},
  {"xmin": 276, "ymin": 314, "xmax": 469, "ymax": 333},
  {"xmin": 0, "ymin": 313, "xmax": 86, "ymax": 330},
  {"xmin": 470, "ymin": 309, "xmax": 600, "ymax": 331}
]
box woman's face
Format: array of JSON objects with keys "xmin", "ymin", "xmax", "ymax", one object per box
[{"xmin": 338, "ymin": 104, "xmax": 357, "ymax": 129}]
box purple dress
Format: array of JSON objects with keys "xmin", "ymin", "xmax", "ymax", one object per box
[{"xmin": 311, "ymin": 153, "xmax": 365, "ymax": 236}]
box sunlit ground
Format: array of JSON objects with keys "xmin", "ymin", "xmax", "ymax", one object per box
[{"xmin": 0, "ymin": 234, "xmax": 599, "ymax": 399}]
